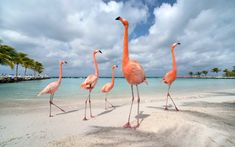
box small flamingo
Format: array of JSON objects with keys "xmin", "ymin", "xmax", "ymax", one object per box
[
  {"xmin": 163, "ymin": 42, "xmax": 180, "ymax": 111},
  {"xmin": 101, "ymin": 65, "xmax": 118, "ymax": 110},
  {"xmin": 81, "ymin": 49, "xmax": 102, "ymax": 120},
  {"xmin": 37, "ymin": 60, "xmax": 67, "ymax": 117},
  {"xmin": 116, "ymin": 16, "xmax": 147, "ymax": 128}
]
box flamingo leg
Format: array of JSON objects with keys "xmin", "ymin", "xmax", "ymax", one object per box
[
  {"xmin": 168, "ymin": 93, "xmax": 179, "ymax": 111},
  {"xmin": 105, "ymin": 93, "xmax": 114, "ymax": 109},
  {"xmin": 165, "ymin": 86, "xmax": 170, "ymax": 110},
  {"xmin": 105, "ymin": 93, "xmax": 107, "ymax": 110},
  {"xmin": 88, "ymin": 90, "xmax": 94, "ymax": 118},
  {"xmin": 83, "ymin": 97, "xmax": 88, "ymax": 120},
  {"xmin": 123, "ymin": 85, "xmax": 134, "ymax": 128},
  {"xmin": 49, "ymin": 94, "xmax": 52, "ymax": 117},
  {"xmin": 134, "ymin": 85, "xmax": 140, "ymax": 128},
  {"xmin": 50, "ymin": 93, "xmax": 65, "ymax": 112}
]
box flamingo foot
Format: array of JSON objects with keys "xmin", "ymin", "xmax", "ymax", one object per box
[
  {"xmin": 175, "ymin": 107, "xmax": 179, "ymax": 111},
  {"xmin": 90, "ymin": 115, "xmax": 95, "ymax": 118},
  {"xmin": 109, "ymin": 104, "xmax": 114, "ymax": 108},
  {"xmin": 61, "ymin": 109, "xmax": 66, "ymax": 112},
  {"xmin": 123, "ymin": 122, "xmax": 132, "ymax": 128},
  {"xmin": 133, "ymin": 123, "xmax": 140, "ymax": 129},
  {"xmin": 83, "ymin": 117, "xmax": 88, "ymax": 121},
  {"xmin": 164, "ymin": 107, "xmax": 168, "ymax": 110},
  {"xmin": 49, "ymin": 115, "xmax": 53, "ymax": 117}
]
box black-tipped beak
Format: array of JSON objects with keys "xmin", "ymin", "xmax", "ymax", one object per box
[
  {"xmin": 177, "ymin": 42, "xmax": 181, "ymax": 45},
  {"xmin": 64, "ymin": 61, "xmax": 67, "ymax": 64},
  {"xmin": 115, "ymin": 16, "xmax": 120, "ymax": 20},
  {"xmin": 116, "ymin": 65, "xmax": 118, "ymax": 68},
  {"xmin": 99, "ymin": 50, "xmax": 102, "ymax": 54}
]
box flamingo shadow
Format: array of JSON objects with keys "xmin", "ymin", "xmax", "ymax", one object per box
[
  {"xmin": 147, "ymin": 105, "xmax": 178, "ymax": 112},
  {"xmin": 97, "ymin": 108, "xmax": 115, "ymax": 117},
  {"xmin": 56, "ymin": 108, "xmax": 81, "ymax": 116},
  {"xmin": 135, "ymin": 111, "xmax": 150, "ymax": 125}
]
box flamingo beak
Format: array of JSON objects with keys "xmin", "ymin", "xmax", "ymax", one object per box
[
  {"xmin": 116, "ymin": 65, "xmax": 118, "ymax": 68},
  {"xmin": 99, "ymin": 50, "xmax": 102, "ymax": 54},
  {"xmin": 177, "ymin": 42, "xmax": 181, "ymax": 45},
  {"xmin": 115, "ymin": 16, "xmax": 120, "ymax": 20},
  {"xmin": 64, "ymin": 61, "xmax": 67, "ymax": 64}
]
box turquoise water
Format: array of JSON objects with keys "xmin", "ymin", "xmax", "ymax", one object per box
[{"xmin": 0, "ymin": 78, "xmax": 234, "ymax": 100}]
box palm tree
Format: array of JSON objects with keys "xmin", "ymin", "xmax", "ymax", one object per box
[
  {"xmin": 22, "ymin": 57, "xmax": 34, "ymax": 76},
  {"xmin": 13, "ymin": 52, "xmax": 27, "ymax": 78},
  {"xmin": 188, "ymin": 71, "xmax": 193, "ymax": 77},
  {"xmin": 211, "ymin": 68, "xmax": 221, "ymax": 77},
  {"xmin": 0, "ymin": 45, "xmax": 17, "ymax": 69},
  {"xmin": 202, "ymin": 70, "xmax": 208, "ymax": 77},
  {"xmin": 32, "ymin": 61, "xmax": 44, "ymax": 77},
  {"xmin": 223, "ymin": 69, "xmax": 229, "ymax": 77},
  {"xmin": 196, "ymin": 72, "xmax": 201, "ymax": 77}
]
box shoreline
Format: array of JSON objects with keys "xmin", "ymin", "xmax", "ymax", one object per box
[{"xmin": 0, "ymin": 76, "xmax": 50, "ymax": 84}]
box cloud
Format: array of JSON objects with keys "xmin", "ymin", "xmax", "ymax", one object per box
[
  {"xmin": 1, "ymin": 0, "xmax": 235, "ymax": 77},
  {"xmin": 129, "ymin": 0, "xmax": 235, "ymax": 76}
]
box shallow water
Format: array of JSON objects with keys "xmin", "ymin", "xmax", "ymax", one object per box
[{"xmin": 0, "ymin": 78, "xmax": 234, "ymax": 100}]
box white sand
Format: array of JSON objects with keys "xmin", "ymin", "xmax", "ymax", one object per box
[{"xmin": 0, "ymin": 89, "xmax": 235, "ymax": 147}]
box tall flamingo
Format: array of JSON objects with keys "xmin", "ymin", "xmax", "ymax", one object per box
[
  {"xmin": 163, "ymin": 42, "xmax": 180, "ymax": 111},
  {"xmin": 101, "ymin": 65, "xmax": 118, "ymax": 110},
  {"xmin": 81, "ymin": 49, "xmax": 102, "ymax": 120},
  {"xmin": 116, "ymin": 16, "xmax": 147, "ymax": 128},
  {"xmin": 37, "ymin": 60, "xmax": 67, "ymax": 117}
]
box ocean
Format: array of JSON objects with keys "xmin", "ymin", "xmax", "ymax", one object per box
[{"xmin": 0, "ymin": 78, "xmax": 234, "ymax": 100}]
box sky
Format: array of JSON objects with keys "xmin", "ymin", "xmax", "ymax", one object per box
[{"xmin": 1, "ymin": 0, "xmax": 235, "ymax": 77}]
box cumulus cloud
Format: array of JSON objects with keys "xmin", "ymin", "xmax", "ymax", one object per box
[
  {"xmin": 0, "ymin": 0, "xmax": 235, "ymax": 77},
  {"xmin": 130, "ymin": 0, "xmax": 235, "ymax": 76}
]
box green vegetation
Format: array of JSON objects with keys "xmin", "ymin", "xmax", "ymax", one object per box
[
  {"xmin": 202, "ymin": 70, "xmax": 208, "ymax": 76},
  {"xmin": 188, "ymin": 71, "xmax": 193, "ymax": 77},
  {"xmin": 211, "ymin": 68, "xmax": 221, "ymax": 76},
  {"xmin": 189, "ymin": 67, "xmax": 235, "ymax": 78},
  {"xmin": 0, "ymin": 41, "xmax": 44, "ymax": 77}
]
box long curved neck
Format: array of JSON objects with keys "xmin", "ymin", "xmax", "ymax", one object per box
[
  {"xmin": 93, "ymin": 53, "xmax": 98, "ymax": 76},
  {"xmin": 111, "ymin": 68, "xmax": 115, "ymax": 86},
  {"xmin": 122, "ymin": 26, "xmax": 129, "ymax": 67},
  {"xmin": 58, "ymin": 64, "xmax": 62, "ymax": 83},
  {"xmin": 171, "ymin": 48, "xmax": 176, "ymax": 71}
]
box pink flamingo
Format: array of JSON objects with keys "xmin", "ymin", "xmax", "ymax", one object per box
[
  {"xmin": 37, "ymin": 60, "xmax": 67, "ymax": 117},
  {"xmin": 101, "ymin": 65, "xmax": 118, "ymax": 110},
  {"xmin": 81, "ymin": 49, "xmax": 102, "ymax": 120},
  {"xmin": 163, "ymin": 42, "xmax": 180, "ymax": 111},
  {"xmin": 116, "ymin": 16, "xmax": 147, "ymax": 128}
]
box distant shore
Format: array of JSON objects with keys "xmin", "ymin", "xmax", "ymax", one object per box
[
  {"xmin": 0, "ymin": 76, "xmax": 50, "ymax": 83},
  {"xmin": 0, "ymin": 76, "xmax": 234, "ymax": 84},
  {"xmin": 50, "ymin": 76, "xmax": 235, "ymax": 79}
]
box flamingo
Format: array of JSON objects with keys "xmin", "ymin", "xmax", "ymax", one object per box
[
  {"xmin": 101, "ymin": 65, "xmax": 118, "ymax": 110},
  {"xmin": 37, "ymin": 60, "xmax": 67, "ymax": 117},
  {"xmin": 163, "ymin": 42, "xmax": 180, "ymax": 111},
  {"xmin": 81, "ymin": 49, "xmax": 102, "ymax": 120},
  {"xmin": 116, "ymin": 16, "xmax": 147, "ymax": 128}
]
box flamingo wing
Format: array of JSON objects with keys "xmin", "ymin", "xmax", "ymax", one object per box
[
  {"xmin": 37, "ymin": 81, "xmax": 59, "ymax": 96},
  {"xmin": 101, "ymin": 82, "xmax": 113, "ymax": 93},
  {"xmin": 81, "ymin": 74, "xmax": 98, "ymax": 89},
  {"xmin": 163, "ymin": 70, "xmax": 176, "ymax": 85},
  {"xmin": 123, "ymin": 60, "xmax": 146, "ymax": 84}
]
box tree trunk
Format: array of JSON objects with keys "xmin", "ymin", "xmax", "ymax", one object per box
[
  {"xmin": 24, "ymin": 67, "xmax": 27, "ymax": 76},
  {"xmin": 15, "ymin": 64, "xmax": 19, "ymax": 78}
]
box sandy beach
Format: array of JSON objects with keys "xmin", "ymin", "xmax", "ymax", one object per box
[{"xmin": 0, "ymin": 88, "xmax": 234, "ymax": 147}]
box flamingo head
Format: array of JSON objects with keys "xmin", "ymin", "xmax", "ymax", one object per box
[
  {"xmin": 112, "ymin": 64, "xmax": 118, "ymax": 70},
  {"xmin": 94, "ymin": 49, "xmax": 102, "ymax": 54},
  {"xmin": 115, "ymin": 16, "xmax": 129, "ymax": 27},
  {"xmin": 60, "ymin": 60, "xmax": 67, "ymax": 65},
  {"xmin": 171, "ymin": 42, "xmax": 181, "ymax": 49}
]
